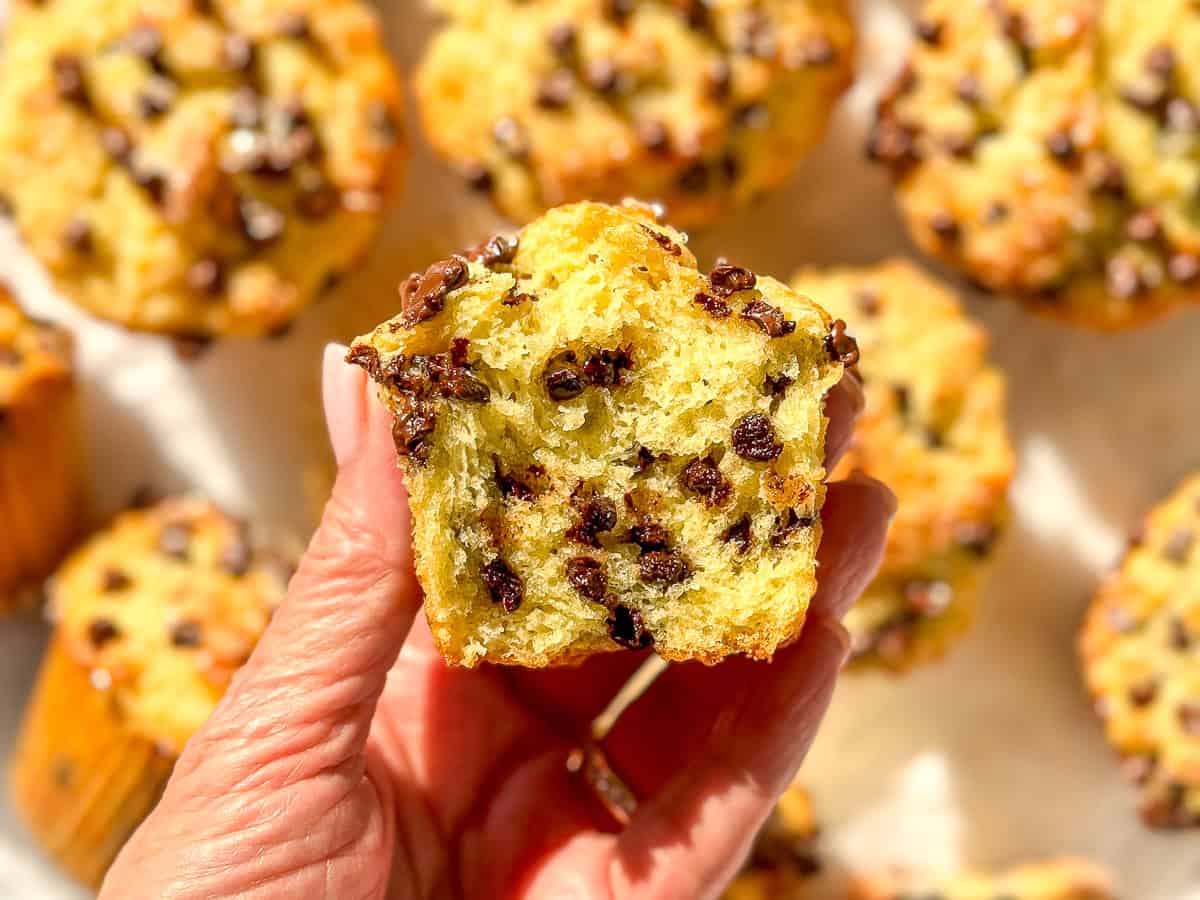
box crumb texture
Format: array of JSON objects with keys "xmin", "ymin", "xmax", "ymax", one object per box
[
  {"xmin": 0, "ymin": 0, "xmax": 404, "ymax": 336},
  {"xmin": 0, "ymin": 283, "xmax": 81, "ymax": 611},
  {"xmin": 351, "ymin": 201, "xmax": 846, "ymax": 667},
  {"xmin": 793, "ymin": 260, "xmax": 1013, "ymax": 671},
  {"xmin": 1081, "ymin": 473, "xmax": 1200, "ymax": 828},
  {"xmin": 415, "ymin": 0, "xmax": 853, "ymax": 228},
  {"xmin": 873, "ymin": 0, "xmax": 1200, "ymax": 329}
]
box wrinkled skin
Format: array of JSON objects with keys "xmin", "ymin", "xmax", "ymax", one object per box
[{"xmin": 100, "ymin": 348, "xmax": 892, "ymax": 900}]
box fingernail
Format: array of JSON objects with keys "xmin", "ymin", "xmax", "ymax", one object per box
[{"xmin": 323, "ymin": 343, "xmax": 366, "ymax": 467}]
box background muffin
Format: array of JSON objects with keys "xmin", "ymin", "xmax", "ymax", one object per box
[
  {"xmin": 0, "ymin": 0, "xmax": 404, "ymax": 338},
  {"xmin": 851, "ymin": 859, "xmax": 1115, "ymax": 900},
  {"xmin": 415, "ymin": 0, "xmax": 854, "ymax": 229}
]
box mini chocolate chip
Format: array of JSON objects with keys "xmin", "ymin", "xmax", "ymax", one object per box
[
  {"xmin": 764, "ymin": 372, "xmax": 793, "ymax": 397},
  {"xmin": 770, "ymin": 509, "xmax": 813, "ymax": 547},
  {"xmin": 88, "ymin": 619, "xmax": 121, "ymax": 648},
  {"xmin": 169, "ymin": 619, "xmax": 204, "ymax": 648},
  {"xmin": 641, "ymin": 224, "xmax": 680, "ymax": 255},
  {"xmin": 1146, "ymin": 44, "xmax": 1176, "ymax": 78},
  {"xmin": 492, "ymin": 116, "xmax": 529, "ymax": 159},
  {"xmin": 494, "ymin": 458, "xmax": 546, "ymax": 501},
  {"xmin": 865, "ymin": 116, "xmax": 918, "ymax": 172},
  {"xmin": 1125, "ymin": 209, "xmax": 1161, "ymax": 243},
  {"xmin": 915, "ymin": 19, "xmax": 943, "ymax": 45},
  {"xmin": 568, "ymin": 496, "xmax": 618, "ymax": 547},
  {"xmin": 138, "ymin": 77, "xmax": 177, "ymax": 119},
  {"xmin": 536, "ymin": 69, "xmax": 575, "ymax": 109},
  {"xmin": 544, "ymin": 352, "xmax": 586, "ymax": 401},
  {"xmin": 187, "ymin": 257, "xmax": 225, "ymax": 295},
  {"xmin": 1163, "ymin": 528, "xmax": 1194, "ymax": 563},
  {"xmin": 101, "ymin": 126, "xmax": 133, "ymax": 162},
  {"xmin": 481, "ymin": 558, "xmax": 523, "ymax": 612},
  {"xmin": 740, "ymin": 300, "xmax": 796, "ymax": 338},
  {"xmin": 53, "ymin": 55, "xmax": 90, "ymax": 108},
  {"xmin": 929, "ymin": 211, "xmax": 960, "ymax": 241},
  {"xmin": 1141, "ymin": 781, "xmax": 1192, "ymax": 828},
  {"xmin": 983, "ymin": 201, "xmax": 1010, "ymax": 224},
  {"xmin": 101, "ymin": 568, "xmax": 131, "ymax": 592},
  {"xmin": 220, "ymin": 534, "xmax": 253, "ymax": 576},
  {"xmin": 825, "ymin": 319, "xmax": 859, "ymax": 366},
  {"xmin": 693, "ymin": 292, "xmax": 731, "ymax": 317},
  {"xmin": 134, "ymin": 165, "xmax": 169, "ymax": 204},
  {"xmin": 52, "ymin": 756, "xmax": 75, "ymax": 789},
  {"xmin": 295, "ymin": 173, "xmax": 340, "ymax": 220},
  {"xmin": 955, "ymin": 74, "xmax": 982, "ymax": 105},
  {"xmin": 708, "ymin": 263, "xmax": 756, "ymax": 296},
  {"xmin": 565, "ymin": 556, "xmax": 608, "ymax": 602},
  {"xmin": 392, "ymin": 399, "xmax": 437, "ymax": 461},
  {"xmin": 368, "ymin": 101, "xmax": 398, "ymax": 143},
  {"xmin": 734, "ymin": 103, "xmax": 769, "ymax": 129},
  {"xmin": 705, "ymin": 58, "xmax": 732, "ymax": 99},
  {"xmin": 159, "ymin": 522, "xmax": 192, "ymax": 560},
  {"xmin": 547, "ymin": 22, "xmax": 577, "ymax": 59},
  {"xmin": 1129, "ymin": 679, "xmax": 1159, "ymax": 707},
  {"xmin": 679, "ymin": 161, "xmax": 710, "ymax": 193},
  {"xmin": 1178, "ymin": 703, "xmax": 1200, "ymax": 736},
  {"xmin": 954, "ymin": 520, "xmax": 997, "ymax": 555},
  {"xmin": 63, "ymin": 218, "xmax": 93, "ymax": 254},
  {"xmin": 629, "ymin": 518, "xmax": 670, "ymax": 551},
  {"xmin": 1090, "ymin": 155, "xmax": 1127, "ymax": 195},
  {"xmin": 604, "ymin": 0, "xmax": 635, "ymax": 22},
  {"xmin": 502, "ymin": 289, "xmax": 535, "ymax": 307},
  {"xmin": 904, "ymin": 579, "xmax": 952, "ymax": 617},
  {"xmin": 607, "ymin": 605, "xmax": 652, "ymax": 649},
  {"xmin": 639, "ymin": 549, "xmax": 691, "ymax": 585},
  {"xmin": 278, "ymin": 12, "xmax": 310, "ymax": 40},
  {"xmin": 471, "ymin": 234, "xmax": 519, "ymax": 266},
  {"xmin": 681, "ymin": 456, "xmax": 731, "ymax": 506},
  {"xmin": 124, "ymin": 24, "xmax": 164, "ymax": 66},
  {"xmin": 398, "ymin": 255, "xmax": 468, "ymax": 328},
  {"xmin": 223, "ymin": 34, "xmax": 256, "ymax": 72},
  {"xmin": 636, "ymin": 119, "xmax": 671, "ymax": 153},
  {"xmin": 1169, "ymin": 617, "xmax": 1193, "ymax": 651},
  {"xmin": 584, "ymin": 58, "xmax": 620, "ymax": 94},
  {"xmin": 462, "ymin": 161, "xmax": 493, "ymax": 192},
  {"xmin": 1045, "ymin": 129, "xmax": 1076, "ymax": 161},
  {"xmin": 583, "ymin": 347, "xmax": 633, "ymax": 387},
  {"xmin": 632, "ymin": 446, "xmax": 661, "ymax": 474},
  {"xmin": 732, "ymin": 412, "xmax": 782, "ymax": 461},
  {"xmin": 721, "ymin": 515, "xmax": 753, "ymax": 554}
]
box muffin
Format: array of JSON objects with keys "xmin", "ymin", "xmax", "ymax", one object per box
[
  {"xmin": 722, "ymin": 782, "xmax": 823, "ymax": 900},
  {"xmin": 869, "ymin": 0, "xmax": 1200, "ymax": 330},
  {"xmin": 415, "ymin": 0, "xmax": 854, "ymax": 229},
  {"xmin": 9, "ymin": 496, "xmax": 292, "ymax": 887},
  {"xmin": 0, "ymin": 0, "xmax": 404, "ymax": 338},
  {"xmin": 1081, "ymin": 473, "xmax": 1200, "ymax": 829},
  {"xmin": 0, "ymin": 282, "xmax": 82, "ymax": 613},
  {"xmin": 851, "ymin": 859, "xmax": 1115, "ymax": 900},
  {"xmin": 349, "ymin": 201, "xmax": 852, "ymax": 667},
  {"xmin": 792, "ymin": 261, "xmax": 1013, "ymax": 671}
]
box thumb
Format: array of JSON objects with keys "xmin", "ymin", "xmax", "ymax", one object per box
[{"xmin": 173, "ymin": 343, "xmax": 418, "ymax": 787}]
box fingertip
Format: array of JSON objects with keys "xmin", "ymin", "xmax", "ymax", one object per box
[
  {"xmin": 823, "ymin": 372, "xmax": 864, "ymax": 470},
  {"xmin": 812, "ymin": 475, "xmax": 895, "ymax": 621},
  {"xmin": 323, "ymin": 343, "xmax": 368, "ymax": 467}
]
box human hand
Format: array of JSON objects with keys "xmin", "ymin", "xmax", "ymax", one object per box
[{"xmin": 99, "ymin": 346, "xmax": 893, "ymax": 900}]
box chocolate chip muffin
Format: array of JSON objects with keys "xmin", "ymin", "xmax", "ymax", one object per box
[
  {"xmin": 1081, "ymin": 474, "xmax": 1200, "ymax": 829},
  {"xmin": 0, "ymin": 283, "xmax": 83, "ymax": 613},
  {"xmin": 415, "ymin": 0, "xmax": 854, "ymax": 229},
  {"xmin": 0, "ymin": 0, "xmax": 404, "ymax": 338},
  {"xmin": 349, "ymin": 201, "xmax": 851, "ymax": 667},
  {"xmin": 722, "ymin": 782, "xmax": 823, "ymax": 900},
  {"xmin": 869, "ymin": 0, "xmax": 1200, "ymax": 330},
  {"xmin": 9, "ymin": 496, "xmax": 291, "ymax": 887},
  {"xmin": 851, "ymin": 859, "xmax": 1116, "ymax": 900},
  {"xmin": 792, "ymin": 261, "xmax": 1013, "ymax": 672}
]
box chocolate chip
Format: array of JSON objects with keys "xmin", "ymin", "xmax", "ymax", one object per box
[
  {"xmin": 770, "ymin": 509, "xmax": 813, "ymax": 547},
  {"xmin": 223, "ymin": 34, "xmax": 256, "ymax": 72},
  {"xmin": 138, "ymin": 76, "xmax": 177, "ymax": 119},
  {"xmin": 983, "ymin": 201, "xmax": 1010, "ymax": 225},
  {"xmin": 732, "ymin": 412, "xmax": 782, "ymax": 462},
  {"xmin": 955, "ymin": 74, "xmax": 982, "ymax": 105},
  {"xmin": 88, "ymin": 619, "xmax": 121, "ymax": 648},
  {"xmin": 929, "ymin": 211, "xmax": 960, "ymax": 242},
  {"xmin": 62, "ymin": 218, "xmax": 93, "ymax": 254},
  {"xmin": 169, "ymin": 619, "xmax": 204, "ymax": 648},
  {"xmin": 681, "ymin": 456, "xmax": 731, "ymax": 506},
  {"xmin": 954, "ymin": 520, "xmax": 997, "ymax": 555},
  {"xmin": 641, "ymin": 224, "xmax": 680, "ymax": 255},
  {"xmin": 52, "ymin": 756, "xmax": 75, "ymax": 789},
  {"xmin": 705, "ymin": 58, "xmax": 732, "ymax": 100},
  {"xmin": 915, "ymin": 18, "xmax": 943, "ymax": 45},
  {"xmin": 278, "ymin": 12, "xmax": 310, "ymax": 40},
  {"xmin": 734, "ymin": 103, "xmax": 769, "ymax": 129},
  {"xmin": 1163, "ymin": 528, "xmax": 1194, "ymax": 563},
  {"xmin": 398, "ymin": 255, "xmax": 468, "ymax": 328},
  {"xmin": 101, "ymin": 568, "xmax": 131, "ymax": 592},
  {"xmin": 603, "ymin": 0, "xmax": 635, "ymax": 23},
  {"xmin": 632, "ymin": 446, "xmax": 660, "ymax": 474},
  {"xmin": 825, "ymin": 319, "xmax": 860, "ymax": 367},
  {"xmin": 133, "ymin": 165, "xmax": 169, "ymax": 204},
  {"xmin": 470, "ymin": 234, "xmax": 518, "ymax": 266},
  {"xmin": 295, "ymin": 172, "xmax": 340, "ymax": 220},
  {"xmin": 1046, "ymin": 129, "xmax": 1075, "ymax": 162},
  {"xmin": 904, "ymin": 579, "xmax": 952, "ymax": 617},
  {"xmin": 1129, "ymin": 679, "xmax": 1159, "ymax": 707},
  {"xmin": 492, "ymin": 117, "xmax": 529, "ymax": 160},
  {"xmin": 865, "ymin": 116, "xmax": 918, "ymax": 172},
  {"xmin": 0, "ymin": 194, "xmax": 12, "ymax": 218},
  {"xmin": 502, "ymin": 288, "xmax": 535, "ymax": 307},
  {"xmin": 740, "ymin": 300, "xmax": 796, "ymax": 338},
  {"xmin": 367, "ymin": 101, "xmax": 398, "ymax": 144},
  {"xmin": 565, "ymin": 556, "xmax": 608, "ymax": 602},
  {"xmin": 219, "ymin": 533, "xmax": 253, "ymax": 576},
  {"xmin": 494, "ymin": 458, "xmax": 546, "ymax": 501},
  {"xmin": 584, "ymin": 58, "xmax": 621, "ymax": 94},
  {"xmin": 678, "ymin": 161, "xmax": 710, "ymax": 193},
  {"xmin": 1146, "ymin": 44, "xmax": 1176, "ymax": 78},
  {"xmin": 101, "ymin": 126, "xmax": 133, "ymax": 162},
  {"xmin": 764, "ymin": 373, "xmax": 793, "ymax": 397},
  {"xmin": 1178, "ymin": 703, "xmax": 1200, "ymax": 736},
  {"xmin": 187, "ymin": 257, "xmax": 225, "ymax": 295},
  {"xmin": 995, "ymin": 5, "xmax": 1033, "ymax": 71},
  {"xmin": 462, "ymin": 161, "xmax": 493, "ymax": 192},
  {"xmin": 629, "ymin": 518, "xmax": 670, "ymax": 551},
  {"xmin": 636, "ymin": 119, "xmax": 671, "ymax": 154},
  {"xmin": 639, "ymin": 549, "xmax": 691, "ymax": 585},
  {"xmin": 607, "ymin": 605, "xmax": 652, "ymax": 649},
  {"xmin": 53, "ymin": 55, "xmax": 90, "ymax": 108},
  {"xmin": 1125, "ymin": 209, "xmax": 1161, "ymax": 243},
  {"xmin": 693, "ymin": 292, "xmax": 731, "ymax": 318},
  {"xmin": 124, "ymin": 24, "xmax": 164, "ymax": 67},
  {"xmin": 159, "ymin": 522, "xmax": 192, "ymax": 560},
  {"xmin": 1141, "ymin": 781, "xmax": 1193, "ymax": 828},
  {"xmin": 568, "ymin": 496, "xmax": 618, "ymax": 547},
  {"xmin": 1089, "ymin": 154, "xmax": 1127, "ymax": 196},
  {"xmin": 547, "ymin": 23, "xmax": 577, "ymax": 59},
  {"xmin": 238, "ymin": 196, "xmax": 286, "ymax": 245},
  {"xmin": 721, "ymin": 515, "xmax": 753, "ymax": 554},
  {"xmin": 583, "ymin": 347, "xmax": 633, "ymax": 387},
  {"xmin": 1169, "ymin": 617, "xmax": 1192, "ymax": 651},
  {"xmin": 544, "ymin": 351, "xmax": 586, "ymax": 401},
  {"xmin": 392, "ymin": 399, "xmax": 438, "ymax": 461},
  {"xmin": 536, "ymin": 69, "xmax": 575, "ymax": 109},
  {"xmin": 708, "ymin": 263, "xmax": 756, "ymax": 296},
  {"xmin": 481, "ymin": 558, "xmax": 523, "ymax": 612}
]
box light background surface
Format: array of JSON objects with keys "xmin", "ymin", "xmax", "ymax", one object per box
[{"xmin": 1, "ymin": 0, "xmax": 1199, "ymax": 896}]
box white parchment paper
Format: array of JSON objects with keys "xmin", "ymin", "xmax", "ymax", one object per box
[{"xmin": 1, "ymin": 0, "xmax": 1199, "ymax": 896}]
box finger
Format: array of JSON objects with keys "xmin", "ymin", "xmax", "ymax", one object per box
[
  {"xmin": 808, "ymin": 472, "xmax": 895, "ymax": 621},
  {"xmin": 174, "ymin": 344, "xmax": 420, "ymax": 786},
  {"xmin": 823, "ymin": 369, "xmax": 864, "ymax": 470},
  {"xmin": 609, "ymin": 616, "xmax": 849, "ymax": 898}
]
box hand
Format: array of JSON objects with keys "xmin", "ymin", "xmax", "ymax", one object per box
[{"xmin": 99, "ymin": 346, "xmax": 893, "ymax": 900}]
